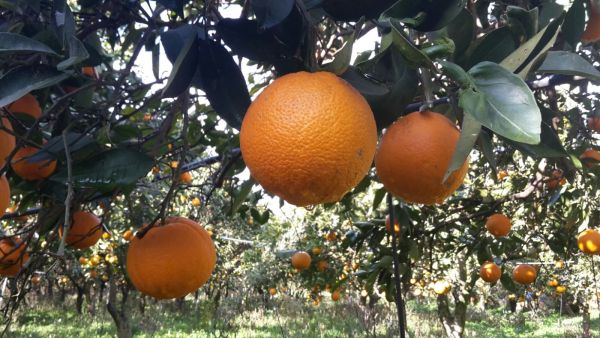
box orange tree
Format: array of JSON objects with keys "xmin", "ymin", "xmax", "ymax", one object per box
[{"xmin": 1, "ymin": 0, "xmax": 600, "ymax": 337}]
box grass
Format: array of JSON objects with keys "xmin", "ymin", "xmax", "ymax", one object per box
[{"xmin": 7, "ymin": 297, "xmax": 600, "ymax": 337}]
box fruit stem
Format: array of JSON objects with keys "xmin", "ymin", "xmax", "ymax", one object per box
[{"xmin": 387, "ymin": 193, "xmax": 407, "ymax": 338}]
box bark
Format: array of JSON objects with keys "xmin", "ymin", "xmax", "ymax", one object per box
[
  {"xmin": 106, "ymin": 275, "xmax": 132, "ymax": 338},
  {"xmin": 76, "ymin": 286, "xmax": 84, "ymax": 314},
  {"xmin": 582, "ymin": 302, "xmax": 591, "ymax": 338}
]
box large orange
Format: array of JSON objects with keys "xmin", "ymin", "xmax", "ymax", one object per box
[
  {"xmin": 11, "ymin": 146, "xmax": 57, "ymax": 180},
  {"xmin": 0, "ymin": 176, "xmax": 9, "ymax": 219},
  {"xmin": 59, "ymin": 211, "xmax": 103, "ymax": 249},
  {"xmin": 291, "ymin": 251, "xmax": 312, "ymax": 270},
  {"xmin": 7, "ymin": 93, "xmax": 42, "ymax": 120},
  {"xmin": 485, "ymin": 213, "xmax": 512, "ymax": 237},
  {"xmin": 583, "ymin": 0, "xmax": 600, "ymax": 43},
  {"xmin": 580, "ymin": 148, "xmax": 600, "ymax": 168},
  {"xmin": 375, "ymin": 111, "xmax": 469, "ymax": 205},
  {"xmin": 0, "ymin": 117, "xmax": 15, "ymax": 168},
  {"xmin": 512, "ymin": 264, "xmax": 537, "ymax": 285},
  {"xmin": 577, "ymin": 229, "xmax": 600, "ymax": 254},
  {"xmin": 126, "ymin": 217, "xmax": 216, "ymax": 299},
  {"xmin": 479, "ymin": 262, "xmax": 501, "ymax": 283},
  {"xmin": 589, "ymin": 116, "xmax": 600, "ymax": 132},
  {"xmin": 240, "ymin": 71, "xmax": 377, "ymax": 206},
  {"xmin": 0, "ymin": 237, "xmax": 29, "ymax": 277}
]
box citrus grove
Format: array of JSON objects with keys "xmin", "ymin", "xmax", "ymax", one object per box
[{"xmin": 1, "ymin": 0, "xmax": 600, "ymax": 337}]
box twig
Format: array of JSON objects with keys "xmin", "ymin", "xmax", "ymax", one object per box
[
  {"xmin": 387, "ymin": 194, "xmax": 407, "ymax": 338},
  {"xmin": 57, "ymin": 128, "xmax": 74, "ymax": 256}
]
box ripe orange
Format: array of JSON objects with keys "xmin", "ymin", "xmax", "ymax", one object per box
[
  {"xmin": 497, "ymin": 170, "xmax": 509, "ymax": 181},
  {"xmin": 479, "ymin": 262, "xmax": 501, "ymax": 283},
  {"xmin": 240, "ymin": 71, "xmax": 377, "ymax": 207},
  {"xmin": 191, "ymin": 197, "xmax": 202, "ymax": 207},
  {"xmin": 583, "ymin": 0, "xmax": 600, "ymax": 43},
  {"xmin": 126, "ymin": 217, "xmax": 217, "ymax": 299},
  {"xmin": 122, "ymin": 229, "xmax": 133, "ymax": 241},
  {"xmin": 512, "ymin": 264, "xmax": 537, "ymax": 285},
  {"xmin": 385, "ymin": 214, "xmax": 401, "ymax": 235},
  {"xmin": 82, "ymin": 67, "xmax": 98, "ymax": 79},
  {"xmin": 180, "ymin": 171, "xmax": 193, "ymax": 184},
  {"xmin": 0, "ymin": 237, "xmax": 29, "ymax": 277},
  {"xmin": 89, "ymin": 255, "xmax": 101, "ymax": 266},
  {"xmin": 59, "ymin": 211, "xmax": 103, "ymax": 249},
  {"xmin": 7, "ymin": 93, "xmax": 42, "ymax": 120},
  {"xmin": 547, "ymin": 279, "xmax": 559, "ymax": 287},
  {"xmin": 331, "ymin": 290, "xmax": 341, "ymax": 301},
  {"xmin": 101, "ymin": 232, "xmax": 111, "ymax": 240},
  {"xmin": 89, "ymin": 270, "xmax": 97, "ymax": 278},
  {"xmin": 31, "ymin": 275, "xmax": 41, "ymax": 285},
  {"xmin": 432, "ymin": 280, "xmax": 452, "ymax": 295},
  {"xmin": 317, "ymin": 260, "xmax": 329, "ymax": 272},
  {"xmin": 589, "ymin": 116, "xmax": 600, "ymax": 132},
  {"xmin": 269, "ymin": 288, "xmax": 277, "ymax": 296},
  {"xmin": 577, "ymin": 229, "xmax": 600, "ymax": 254},
  {"xmin": 0, "ymin": 117, "xmax": 15, "ymax": 168},
  {"xmin": 0, "ymin": 176, "xmax": 10, "ymax": 219},
  {"xmin": 375, "ymin": 111, "xmax": 469, "ymax": 205},
  {"xmin": 546, "ymin": 170, "xmax": 566, "ymax": 189},
  {"xmin": 556, "ymin": 285, "xmax": 567, "ymax": 294},
  {"xmin": 291, "ymin": 251, "xmax": 312, "ymax": 270},
  {"xmin": 312, "ymin": 247, "xmax": 322, "ymax": 255},
  {"xmin": 79, "ymin": 257, "xmax": 89, "ymax": 265},
  {"xmin": 11, "ymin": 146, "xmax": 57, "ymax": 180},
  {"xmin": 555, "ymin": 260, "xmax": 565, "ymax": 269},
  {"xmin": 485, "ymin": 213, "xmax": 512, "ymax": 237},
  {"xmin": 580, "ymin": 148, "xmax": 600, "ymax": 168},
  {"xmin": 325, "ymin": 231, "xmax": 337, "ymax": 241}
]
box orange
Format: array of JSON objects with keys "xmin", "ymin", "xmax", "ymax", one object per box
[
  {"xmin": 497, "ymin": 170, "xmax": 509, "ymax": 181},
  {"xmin": 580, "ymin": 148, "xmax": 600, "ymax": 168},
  {"xmin": 547, "ymin": 279, "xmax": 559, "ymax": 287},
  {"xmin": 82, "ymin": 67, "xmax": 98, "ymax": 79},
  {"xmin": 180, "ymin": 171, "xmax": 193, "ymax": 184},
  {"xmin": 191, "ymin": 197, "xmax": 202, "ymax": 207},
  {"xmin": 0, "ymin": 176, "xmax": 10, "ymax": 219},
  {"xmin": 555, "ymin": 260, "xmax": 565, "ymax": 269},
  {"xmin": 7, "ymin": 93, "xmax": 42, "ymax": 120},
  {"xmin": 331, "ymin": 290, "xmax": 341, "ymax": 302},
  {"xmin": 432, "ymin": 280, "xmax": 451, "ymax": 295},
  {"xmin": 479, "ymin": 262, "xmax": 501, "ymax": 283},
  {"xmin": 122, "ymin": 230, "xmax": 133, "ymax": 241},
  {"xmin": 31, "ymin": 275, "xmax": 41, "ymax": 285},
  {"xmin": 317, "ymin": 260, "xmax": 329, "ymax": 272},
  {"xmin": 589, "ymin": 116, "xmax": 600, "ymax": 132},
  {"xmin": 0, "ymin": 237, "xmax": 29, "ymax": 277},
  {"xmin": 312, "ymin": 247, "xmax": 322, "ymax": 255},
  {"xmin": 375, "ymin": 111, "xmax": 469, "ymax": 205},
  {"xmin": 583, "ymin": 0, "xmax": 600, "ymax": 43},
  {"xmin": 89, "ymin": 270, "xmax": 97, "ymax": 278},
  {"xmin": 556, "ymin": 285, "xmax": 567, "ymax": 294},
  {"xmin": 269, "ymin": 288, "xmax": 277, "ymax": 296},
  {"xmin": 485, "ymin": 213, "xmax": 512, "ymax": 237},
  {"xmin": 6, "ymin": 206, "xmax": 29, "ymax": 222},
  {"xmin": 546, "ymin": 169, "xmax": 566, "ymax": 189},
  {"xmin": 11, "ymin": 146, "xmax": 57, "ymax": 180},
  {"xmin": 385, "ymin": 214, "xmax": 401, "ymax": 235},
  {"xmin": 90, "ymin": 255, "xmax": 101, "ymax": 266},
  {"xmin": 59, "ymin": 211, "xmax": 103, "ymax": 249},
  {"xmin": 291, "ymin": 251, "xmax": 311, "ymax": 270},
  {"xmin": 578, "ymin": 229, "xmax": 600, "ymax": 254},
  {"xmin": 0, "ymin": 117, "xmax": 15, "ymax": 168},
  {"xmin": 126, "ymin": 217, "xmax": 217, "ymax": 299},
  {"xmin": 240, "ymin": 71, "xmax": 377, "ymax": 206},
  {"xmin": 79, "ymin": 257, "xmax": 89, "ymax": 265},
  {"xmin": 325, "ymin": 231, "xmax": 337, "ymax": 241},
  {"xmin": 512, "ymin": 264, "xmax": 537, "ymax": 285}
]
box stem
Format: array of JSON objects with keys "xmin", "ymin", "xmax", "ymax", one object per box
[
  {"xmin": 591, "ymin": 256, "xmax": 600, "ymax": 319},
  {"xmin": 57, "ymin": 127, "xmax": 74, "ymax": 256},
  {"xmin": 387, "ymin": 193, "xmax": 407, "ymax": 338}
]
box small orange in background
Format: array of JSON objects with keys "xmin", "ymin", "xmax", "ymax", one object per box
[
  {"xmin": 375, "ymin": 111, "xmax": 469, "ymax": 205},
  {"xmin": 545, "ymin": 169, "xmax": 566, "ymax": 190},
  {"xmin": 79, "ymin": 257, "xmax": 89, "ymax": 265},
  {"xmin": 102, "ymin": 232, "xmax": 111, "ymax": 240},
  {"xmin": 512, "ymin": 264, "xmax": 537, "ymax": 285},
  {"xmin": 479, "ymin": 262, "xmax": 501, "ymax": 283},
  {"xmin": 89, "ymin": 270, "xmax": 97, "ymax": 279},
  {"xmin": 547, "ymin": 279, "xmax": 559, "ymax": 287},
  {"xmin": 59, "ymin": 211, "xmax": 103, "ymax": 249},
  {"xmin": 82, "ymin": 67, "xmax": 98, "ymax": 79},
  {"xmin": 485, "ymin": 213, "xmax": 512, "ymax": 237},
  {"xmin": 312, "ymin": 247, "xmax": 322, "ymax": 255},
  {"xmin": 89, "ymin": 255, "xmax": 101, "ymax": 266},
  {"xmin": 588, "ymin": 116, "xmax": 600, "ymax": 132},
  {"xmin": 7, "ymin": 93, "xmax": 42, "ymax": 120},
  {"xmin": 122, "ymin": 230, "xmax": 133, "ymax": 241},
  {"xmin": 191, "ymin": 197, "xmax": 202, "ymax": 207},
  {"xmin": 582, "ymin": 0, "xmax": 600, "ymax": 43},
  {"xmin": 577, "ymin": 229, "xmax": 600, "ymax": 254},
  {"xmin": 143, "ymin": 113, "xmax": 152, "ymax": 122},
  {"xmin": 325, "ymin": 231, "xmax": 337, "ymax": 241},
  {"xmin": 269, "ymin": 288, "xmax": 277, "ymax": 296},
  {"xmin": 432, "ymin": 280, "xmax": 452, "ymax": 295},
  {"xmin": 331, "ymin": 290, "xmax": 341, "ymax": 302},
  {"xmin": 0, "ymin": 117, "xmax": 15, "ymax": 169},
  {"xmin": 580, "ymin": 149, "xmax": 600, "ymax": 168},
  {"xmin": 0, "ymin": 176, "xmax": 10, "ymax": 219},
  {"xmin": 179, "ymin": 171, "xmax": 193, "ymax": 184},
  {"xmin": 0, "ymin": 237, "xmax": 29, "ymax": 277},
  {"xmin": 317, "ymin": 260, "xmax": 329, "ymax": 272},
  {"xmin": 496, "ymin": 170, "xmax": 509, "ymax": 181},
  {"xmin": 31, "ymin": 275, "xmax": 41, "ymax": 285},
  {"xmin": 291, "ymin": 251, "xmax": 311, "ymax": 271},
  {"xmin": 385, "ymin": 214, "xmax": 401, "ymax": 235},
  {"xmin": 555, "ymin": 260, "xmax": 565, "ymax": 269},
  {"xmin": 11, "ymin": 146, "xmax": 57, "ymax": 181},
  {"xmin": 152, "ymin": 166, "xmax": 160, "ymax": 174},
  {"xmin": 556, "ymin": 285, "xmax": 567, "ymax": 294}
]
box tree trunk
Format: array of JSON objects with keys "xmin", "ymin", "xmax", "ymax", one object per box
[
  {"xmin": 76, "ymin": 286, "xmax": 84, "ymax": 314},
  {"xmin": 106, "ymin": 275, "xmax": 132, "ymax": 338},
  {"xmin": 582, "ymin": 302, "xmax": 591, "ymax": 338},
  {"xmin": 437, "ymin": 295, "xmax": 463, "ymax": 338}
]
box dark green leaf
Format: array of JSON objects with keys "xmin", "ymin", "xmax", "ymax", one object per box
[
  {"xmin": 388, "ymin": 19, "xmax": 434, "ymax": 68},
  {"xmin": 500, "ymin": 271, "xmax": 518, "ymax": 293},
  {"xmin": 57, "ymin": 35, "xmax": 90, "ymax": 70},
  {"xmin": 0, "ymin": 66, "xmax": 69, "ymax": 107},
  {"xmin": 27, "ymin": 132, "xmax": 96, "ymax": 162},
  {"xmin": 562, "ymin": 0, "xmax": 585, "ymax": 49},
  {"xmin": 252, "ymin": 0, "xmax": 295, "ymax": 29},
  {"xmin": 162, "ymin": 34, "xmax": 199, "ymax": 98},
  {"xmin": 231, "ymin": 179, "xmax": 255, "ymax": 214},
  {"xmin": 340, "ymin": 67, "xmax": 390, "ymax": 96},
  {"xmin": 323, "ymin": 19, "xmax": 362, "ymax": 74},
  {"xmin": 321, "ymin": 0, "xmax": 396, "ymax": 21},
  {"xmin": 381, "ymin": 0, "xmax": 467, "ymax": 32},
  {"xmin": 444, "ymin": 114, "xmax": 481, "ymax": 181},
  {"xmin": 505, "ymin": 107, "xmax": 567, "ymax": 158},
  {"xmin": 444, "ymin": 8, "xmax": 475, "ymax": 60},
  {"xmin": 0, "ymin": 32, "xmax": 58, "ymax": 54},
  {"xmin": 506, "ymin": 6, "xmax": 539, "ymax": 40},
  {"xmin": 463, "ymin": 26, "xmax": 517, "ymax": 69},
  {"xmin": 537, "ymin": 51, "xmax": 600, "ymax": 83}
]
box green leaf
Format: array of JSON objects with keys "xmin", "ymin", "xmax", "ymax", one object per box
[
  {"xmin": 381, "ymin": 0, "xmax": 467, "ymax": 32},
  {"xmin": 506, "ymin": 6, "xmax": 539, "ymax": 40},
  {"xmin": 57, "ymin": 35, "xmax": 90, "ymax": 70},
  {"xmin": 230, "ymin": 179, "xmax": 255, "ymax": 214},
  {"xmin": 0, "ymin": 32, "xmax": 58, "ymax": 54},
  {"xmin": 252, "ymin": 0, "xmax": 295, "ymax": 29},
  {"xmin": 463, "ymin": 26, "xmax": 517, "ymax": 69},
  {"xmin": 50, "ymin": 148, "xmax": 154, "ymax": 192},
  {"xmin": 444, "ymin": 114, "xmax": 481, "ymax": 182},
  {"xmin": 444, "ymin": 8, "xmax": 475, "ymax": 60},
  {"xmin": 388, "ymin": 19, "xmax": 435, "ymax": 69},
  {"xmin": 323, "ymin": 20, "xmax": 362, "ymax": 74},
  {"xmin": 340, "ymin": 67, "xmax": 390, "ymax": 96},
  {"xmin": 372, "ymin": 188, "xmax": 386, "ymax": 212},
  {"xmin": 562, "ymin": 0, "xmax": 585, "ymax": 49},
  {"xmin": 463, "ymin": 62, "xmax": 541, "ymax": 144},
  {"xmin": 500, "ymin": 272, "xmax": 518, "ymax": 293},
  {"xmin": 477, "ymin": 130, "xmax": 497, "ymax": 176},
  {"xmin": 505, "ymin": 107, "xmax": 567, "ymax": 158},
  {"xmin": 0, "ymin": 66, "xmax": 70, "ymax": 107},
  {"xmin": 536, "ymin": 51, "xmax": 600, "ymax": 83},
  {"xmin": 500, "ymin": 13, "xmax": 563, "ymax": 79},
  {"xmin": 162, "ymin": 34, "xmax": 199, "ymax": 98}
]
